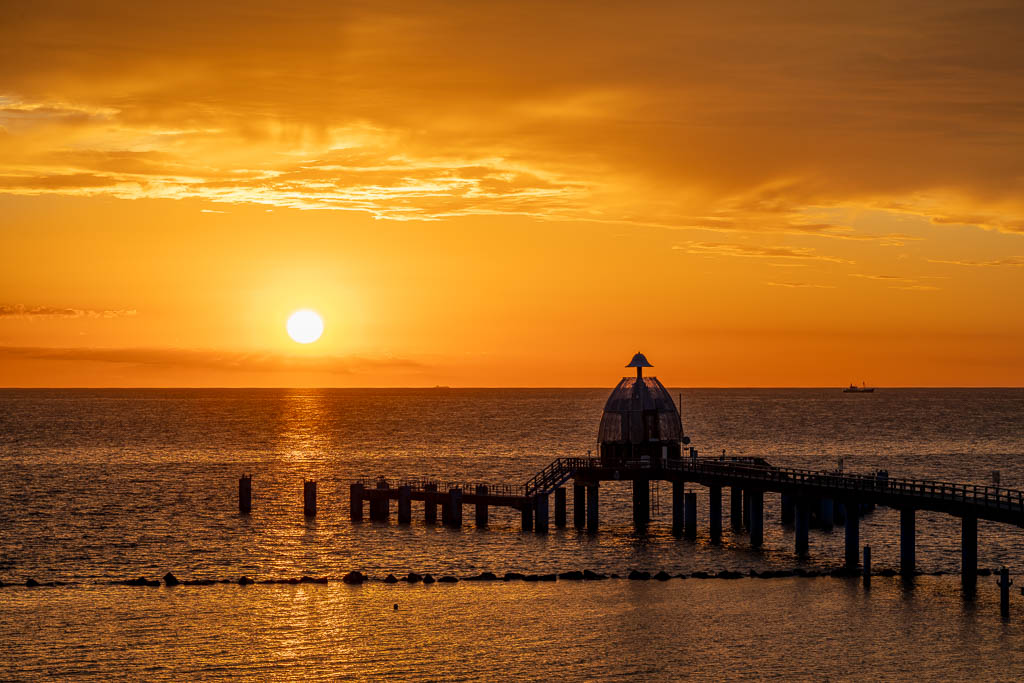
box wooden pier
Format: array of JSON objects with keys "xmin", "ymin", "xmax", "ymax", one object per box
[{"xmin": 351, "ymin": 456, "xmax": 1024, "ymax": 589}]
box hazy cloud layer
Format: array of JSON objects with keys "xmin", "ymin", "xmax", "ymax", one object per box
[
  {"xmin": 1, "ymin": 1, "xmax": 1023, "ymax": 236},
  {"xmin": 0, "ymin": 305, "xmax": 137, "ymax": 318},
  {"xmin": 0, "ymin": 346, "xmax": 422, "ymax": 374}
]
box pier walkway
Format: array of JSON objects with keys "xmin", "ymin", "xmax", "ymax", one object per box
[{"xmin": 350, "ymin": 456, "xmax": 1024, "ymax": 588}]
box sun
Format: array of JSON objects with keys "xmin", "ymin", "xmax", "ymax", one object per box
[{"xmin": 286, "ymin": 309, "xmax": 324, "ymax": 344}]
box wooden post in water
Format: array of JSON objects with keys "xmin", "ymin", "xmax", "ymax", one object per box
[
  {"xmin": 521, "ymin": 501, "xmax": 533, "ymax": 532},
  {"xmin": 844, "ymin": 501, "xmax": 860, "ymax": 571},
  {"xmin": 554, "ymin": 487, "xmax": 566, "ymax": 528},
  {"xmin": 303, "ymin": 480, "xmax": 317, "ymax": 517},
  {"xmin": 962, "ymin": 514, "xmax": 978, "ymax": 591},
  {"xmin": 447, "ymin": 488, "xmax": 463, "ymax": 529},
  {"xmin": 743, "ymin": 489, "xmax": 751, "ymax": 530},
  {"xmin": 632, "ymin": 478, "xmax": 649, "ymax": 531},
  {"xmin": 998, "ymin": 566, "xmax": 1012, "ymax": 619},
  {"xmin": 863, "ymin": 545, "xmax": 871, "ymax": 588},
  {"xmin": 709, "ymin": 486, "xmax": 722, "ymax": 543},
  {"xmin": 349, "ymin": 483, "xmax": 364, "ymax": 521},
  {"xmin": 819, "ymin": 498, "xmax": 834, "ymax": 532},
  {"xmin": 373, "ymin": 479, "xmax": 391, "ymax": 521},
  {"xmin": 900, "ymin": 508, "xmax": 916, "ymax": 578},
  {"xmin": 398, "ymin": 485, "xmax": 412, "ymax": 524},
  {"xmin": 239, "ymin": 474, "xmax": 252, "ymax": 514},
  {"xmin": 573, "ymin": 484, "xmax": 586, "ymax": 530},
  {"xmin": 475, "ymin": 485, "xmax": 488, "ymax": 528},
  {"xmin": 780, "ymin": 493, "xmax": 794, "ymax": 525}
]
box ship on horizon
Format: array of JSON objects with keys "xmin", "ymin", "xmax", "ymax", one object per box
[{"xmin": 843, "ymin": 381, "xmax": 875, "ymax": 393}]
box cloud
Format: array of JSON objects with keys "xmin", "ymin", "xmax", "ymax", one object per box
[
  {"xmin": 0, "ymin": 346, "xmax": 423, "ymax": 374},
  {"xmin": 928, "ymin": 257, "xmax": 1024, "ymax": 267},
  {"xmin": 0, "ymin": 305, "xmax": 137, "ymax": 319},
  {"xmin": 0, "ymin": 1, "xmax": 1021, "ymax": 239},
  {"xmin": 765, "ymin": 281, "xmax": 835, "ymax": 289},
  {"xmin": 674, "ymin": 242, "xmax": 854, "ymax": 264}
]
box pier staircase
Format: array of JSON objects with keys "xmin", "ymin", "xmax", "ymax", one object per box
[{"xmin": 524, "ymin": 457, "xmax": 596, "ymax": 497}]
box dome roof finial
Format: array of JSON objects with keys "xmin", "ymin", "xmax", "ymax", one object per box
[{"xmin": 626, "ymin": 352, "xmax": 652, "ymax": 368}]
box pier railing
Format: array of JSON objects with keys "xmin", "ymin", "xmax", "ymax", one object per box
[{"xmin": 354, "ymin": 478, "xmax": 526, "ymax": 498}]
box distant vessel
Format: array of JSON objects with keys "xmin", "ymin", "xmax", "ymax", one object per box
[{"xmin": 843, "ymin": 382, "xmax": 875, "ymax": 393}]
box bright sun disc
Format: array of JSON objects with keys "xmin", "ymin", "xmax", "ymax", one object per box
[{"xmin": 286, "ymin": 310, "xmax": 324, "ymax": 344}]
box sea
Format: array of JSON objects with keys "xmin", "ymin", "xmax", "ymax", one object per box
[{"xmin": 2, "ymin": 388, "xmax": 1024, "ymax": 680}]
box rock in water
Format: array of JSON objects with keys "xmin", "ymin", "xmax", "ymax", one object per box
[
  {"xmin": 422, "ymin": 574, "xmax": 435, "ymax": 584},
  {"xmin": 163, "ymin": 573, "xmax": 180, "ymax": 587},
  {"xmin": 383, "ymin": 574, "xmax": 399, "ymax": 584},
  {"xmin": 653, "ymin": 571, "xmax": 672, "ymax": 581},
  {"xmin": 238, "ymin": 576, "xmax": 255, "ymax": 586},
  {"xmin": 25, "ymin": 578, "xmax": 40, "ymax": 587},
  {"xmin": 628, "ymin": 570, "xmax": 651, "ymax": 581},
  {"xmin": 342, "ymin": 571, "xmax": 366, "ymax": 585}
]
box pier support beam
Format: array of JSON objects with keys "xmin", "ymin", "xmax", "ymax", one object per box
[
  {"xmin": 554, "ymin": 487, "xmax": 566, "ymax": 528},
  {"xmin": 819, "ymin": 498, "xmax": 834, "ymax": 532},
  {"xmin": 349, "ymin": 483, "xmax": 363, "ymax": 521},
  {"xmin": 730, "ymin": 486, "xmax": 743, "ymax": 531},
  {"xmin": 709, "ymin": 486, "xmax": 722, "ymax": 543},
  {"xmin": 863, "ymin": 545, "xmax": 871, "ymax": 588},
  {"xmin": 372, "ymin": 480, "xmax": 390, "ymax": 521},
  {"xmin": 900, "ymin": 508, "xmax": 916, "ymax": 578},
  {"xmin": 844, "ymin": 502, "xmax": 860, "ymax": 571},
  {"xmin": 573, "ymin": 484, "xmax": 585, "ymax": 530},
  {"xmin": 780, "ymin": 493, "xmax": 794, "ymax": 525},
  {"xmin": 749, "ymin": 490, "xmax": 764, "ymax": 548},
  {"xmin": 586, "ymin": 484, "xmax": 599, "ymax": 534},
  {"xmin": 398, "ymin": 485, "xmax": 411, "ymax": 524},
  {"xmin": 834, "ymin": 501, "xmax": 846, "ymax": 525},
  {"xmin": 239, "ymin": 474, "xmax": 252, "ymax": 514},
  {"xmin": 962, "ymin": 514, "xmax": 978, "ymax": 590},
  {"xmin": 534, "ymin": 493, "xmax": 549, "ymax": 534},
  {"xmin": 684, "ymin": 492, "xmax": 697, "ymax": 540},
  {"xmin": 672, "ymin": 482, "xmax": 685, "ymax": 536},
  {"xmin": 424, "ymin": 483, "xmax": 437, "ymax": 524},
  {"xmin": 521, "ymin": 503, "xmax": 533, "ymax": 532},
  {"xmin": 743, "ymin": 490, "xmax": 751, "ymax": 529},
  {"xmin": 474, "ymin": 485, "xmax": 488, "ymax": 528},
  {"xmin": 633, "ymin": 479, "xmax": 650, "ymax": 531},
  {"xmin": 447, "ymin": 488, "xmax": 463, "ymax": 529},
  {"xmin": 794, "ymin": 498, "xmax": 810, "ymax": 556}
]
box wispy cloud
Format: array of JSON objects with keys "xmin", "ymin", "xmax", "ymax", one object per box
[
  {"xmin": 0, "ymin": 305, "xmax": 137, "ymax": 319},
  {"xmin": 928, "ymin": 257, "xmax": 1024, "ymax": 267},
  {"xmin": 765, "ymin": 281, "xmax": 835, "ymax": 289},
  {"xmin": 674, "ymin": 242, "xmax": 854, "ymax": 264}
]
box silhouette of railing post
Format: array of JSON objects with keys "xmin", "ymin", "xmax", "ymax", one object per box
[{"xmin": 239, "ymin": 474, "xmax": 252, "ymax": 514}]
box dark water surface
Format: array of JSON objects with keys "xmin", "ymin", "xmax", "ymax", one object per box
[{"xmin": 2, "ymin": 388, "xmax": 1023, "ymax": 679}]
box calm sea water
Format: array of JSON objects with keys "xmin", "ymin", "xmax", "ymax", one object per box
[{"xmin": 2, "ymin": 388, "xmax": 1024, "ymax": 679}]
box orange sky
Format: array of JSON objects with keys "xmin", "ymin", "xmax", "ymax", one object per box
[{"xmin": 1, "ymin": 1, "xmax": 1023, "ymax": 387}]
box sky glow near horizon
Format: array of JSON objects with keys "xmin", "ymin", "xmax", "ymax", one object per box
[{"xmin": 1, "ymin": 1, "xmax": 1023, "ymax": 387}]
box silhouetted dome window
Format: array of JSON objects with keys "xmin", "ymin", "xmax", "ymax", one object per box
[{"xmin": 597, "ymin": 353, "xmax": 684, "ymax": 466}]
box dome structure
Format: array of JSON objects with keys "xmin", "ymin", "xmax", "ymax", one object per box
[{"xmin": 597, "ymin": 353, "xmax": 685, "ymax": 467}]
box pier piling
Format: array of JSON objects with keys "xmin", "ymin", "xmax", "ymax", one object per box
[
  {"xmin": 743, "ymin": 490, "xmax": 751, "ymax": 530},
  {"xmin": 730, "ymin": 486, "xmax": 743, "ymax": 531},
  {"xmin": 573, "ymin": 484, "xmax": 586, "ymax": 530},
  {"xmin": 709, "ymin": 486, "xmax": 722, "ymax": 543},
  {"xmin": 749, "ymin": 490, "xmax": 764, "ymax": 548},
  {"xmin": 521, "ymin": 502, "xmax": 533, "ymax": 532},
  {"xmin": 780, "ymin": 493, "xmax": 794, "ymax": 525},
  {"xmin": 372, "ymin": 480, "xmax": 391, "ymax": 521},
  {"xmin": 554, "ymin": 487, "xmax": 567, "ymax": 528},
  {"xmin": 475, "ymin": 485, "xmax": 488, "ymax": 528},
  {"xmin": 303, "ymin": 480, "xmax": 317, "ymax": 517},
  {"xmin": 998, "ymin": 566, "xmax": 1012, "ymax": 619},
  {"xmin": 684, "ymin": 492, "xmax": 697, "ymax": 539},
  {"xmin": 863, "ymin": 545, "xmax": 871, "ymax": 588},
  {"xmin": 534, "ymin": 493, "xmax": 549, "ymax": 533},
  {"xmin": 239, "ymin": 474, "xmax": 252, "ymax": 514},
  {"xmin": 844, "ymin": 502, "xmax": 860, "ymax": 571},
  {"xmin": 962, "ymin": 514, "xmax": 978, "ymax": 590},
  {"xmin": 349, "ymin": 483, "xmax": 364, "ymax": 521},
  {"xmin": 447, "ymin": 488, "xmax": 463, "ymax": 529},
  {"xmin": 900, "ymin": 508, "xmax": 916, "ymax": 577},
  {"xmin": 794, "ymin": 498, "xmax": 810, "ymax": 555},
  {"xmin": 672, "ymin": 481, "xmax": 685, "ymax": 536},
  {"xmin": 633, "ymin": 479, "xmax": 650, "ymax": 531},
  {"xmin": 424, "ymin": 483, "xmax": 438, "ymax": 524},
  {"xmin": 586, "ymin": 484, "xmax": 599, "ymax": 533},
  {"xmin": 820, "ymin": 498, "xmax": 834, "ymax": 532},
  {"xmin": 398, "ymin": 485, "xmax": 412, "ymax": 524}
]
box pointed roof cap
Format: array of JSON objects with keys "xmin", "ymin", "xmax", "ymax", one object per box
[{"xmin": 626, "ymin": 352, "xmax": 653, "ymax": 368}]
